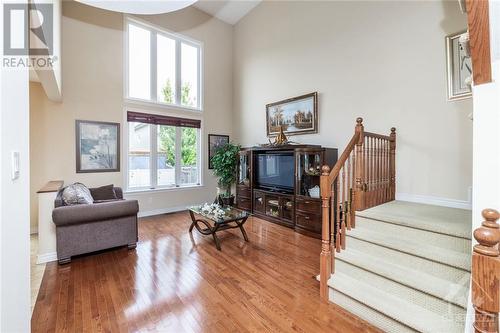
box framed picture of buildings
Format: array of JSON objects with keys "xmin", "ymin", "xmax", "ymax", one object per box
[
  {"xmin": 76, "ymin": 120, "xmax": 120, "ymax": 173},
  {"xmin": 208, "ymin": 134, "xmax": 229, "ymax": 169},
  {"xmin": 266, "ymin": 92, "xmax": 318, "ymax": 136},
  {"xmin": 446, "ymin": 31, "xmax": 472, "ymax": 101}
]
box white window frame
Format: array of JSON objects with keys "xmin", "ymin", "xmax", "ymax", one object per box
[
  {"xmin": 124, "ymin": 16, "xmax": 203, "ymax": 112},
  {"xmin": 124, "ymin": 108, "xmax": 203, "ymax": 193}
]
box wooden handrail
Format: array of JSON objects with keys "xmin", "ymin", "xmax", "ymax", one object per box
[
  {"xmin": 363, "ymin": 131, "xmax": 391, "ymax": 141},
  {"xmin": 327, "ymin": 119, "xmax": 363, "ymax": 184},
  {"xmin": 319, "ymin": 117, "xmax": 396, "ymax": 300},
  {"xmin": 472, "ymin": 208, "xmax": 499, "ymax": 333}
]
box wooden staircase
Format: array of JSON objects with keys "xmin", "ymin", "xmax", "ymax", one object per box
[
  {"xmin": 319, "ymin": 117, "xmax": 396, "ymax": 298},
  {"xmin": 318, "ymin": 118, "xmax": 500, "ymax": 332}
]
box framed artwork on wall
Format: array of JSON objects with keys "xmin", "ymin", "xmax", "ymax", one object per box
[
  {"xmin": 208, "ymin": 134, "xmax": 229, "ymax": 169},
  {"xmin": 76, "ymin": 120, "xmax": 120, "ymax": 173},
  {"xmin": 266, "ymin": 92, "xmax": 318, "ymax": 137},
  {"xmin": 446, "ymin": 31, "xmax": 472, "ymax": 101}
]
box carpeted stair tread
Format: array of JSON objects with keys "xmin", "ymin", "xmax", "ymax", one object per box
[
  {"xmin": 346, "ymin": 235, "xmax": 469, "ymax": 282},
  {"xmin": 355, "ymin": 216, "xmax": 471, "ymax": 254},
  {"xmin": 328, "ymin": 271, "xmax": 465, "ymax": 333},
  {"xmin": 329, "ymin": 289, "xmax": 418, "ymax": 333},
  {"xmin": 356, "ymin": 201, "xmax": 472, "ymax": 239},
  {"xmin": 337, "ymin": 248, "xmax": 470, "ymax": 308},
  {"xmin": 348, "ymin": 227, "xmax": 471, "ymax": 271},
  {"xmin": 334, "ymin": 260, "xmax": 466, "ymax": 320}
]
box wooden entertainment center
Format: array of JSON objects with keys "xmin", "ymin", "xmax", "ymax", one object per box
[{"xmin": 236, "ymin": 145, "xmax": 338, "ymax": 238}]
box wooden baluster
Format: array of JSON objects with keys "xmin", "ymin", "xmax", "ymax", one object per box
[
  {"xmin": 379, "ymin": 138, "xmax": 382, "ymax": 205},
  {"xmin": 346, "ymin": 155, "xmax": 352, "ymax": 230},
  {"xmin": 472, "ymin": 208, "xmax": 500, "ymax": 333},
  {"xmin": 320, "ymin": 165, "xmax": 332, "ymax": 300},
  {"xmin": 350, "ymin": 150, "xmax": 356, "ymax": 228},
  {"xmin": 384, "ymin": 139, "xmax": 387, "ymax": 201},
  {"xmin": 388, "ymin": 139, "xmax": 391, "ymax": 200},
  {"xmin": 386, "ymin": 138, "xmax": 390, "ymax": 201},
  {"xmin": 378, "ymin": 138, "xmax": 382, "ymax": 205},
  {"xmin": 367, "ymin": 136, "xmax": 370, "ymax": 208},
  {"xmin": 330, "ymin": 183, "xmax": 336, "ymax": 273},
  {"xmin": 330, "ymin": 186, "xmax": 335, "ymax": 253},
  {"xmin": 378, "ymin": 139, "xmax": 384, "ymax": 205},
  {"xmin": 372, "ymin": 137, "xmax": 376, "ymax": 207},
  {"xmin": 373, "ymin": 138, "xmax": 380, "ymax": 206},
  {"xmin": 341, "ymin": 163, "xmax": 346, "ymax": 249},
  {"xmin": 370, "ymin": 137, "xmax": 374, "ymax": 207},
  {"xmin": 390, "ymin": 127, "xmax": 396, "ymax": 201},
  {"xmin": 354, "ymin": 118, "xmax": 365, "ymax": 210},
  {"xmin": 366, "ymin": 137, "xmax": 371, "ymax": 208},
  {"xmin": 369, "ymin": 136, "xmax": 373, "ymax": 208},
  {"xmin": 336, "ymin": 175, "xmax": 341, "ymax": 252}
]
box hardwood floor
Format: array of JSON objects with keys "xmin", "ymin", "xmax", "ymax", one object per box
[{"xmin": 32, "ymin": 212, "xmax": 380, "ymax": 333}]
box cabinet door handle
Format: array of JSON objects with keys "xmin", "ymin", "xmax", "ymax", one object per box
[
  {"xmin": 304, "ymin": 201, "xmax": 310, "ymax": 204},
  {"xmin": 304, "ymin": 216, "xmax": 310, "ymax": 220}
]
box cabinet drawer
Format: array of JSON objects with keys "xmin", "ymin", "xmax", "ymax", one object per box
[
  {"xmin": 237, "ymin": 197, "xmax": 251, "ymax": 211},
  {"xmin": 296, "ymin": 198, "xmax": 321, "ymax": 214},
  {"xmin": 237, "ymin": 186, "xmax": 251, "ymax": 198},
  {"xmin": 296, "ymin": 212, "xmax": 321, "ymax": 233}
]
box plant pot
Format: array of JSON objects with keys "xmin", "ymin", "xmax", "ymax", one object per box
[{"xmin": 221, "ymin": 195, "xmax": 235, "ymax": 207}]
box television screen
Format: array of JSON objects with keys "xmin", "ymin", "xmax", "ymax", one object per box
[{"xmin": 255, "ymin": 152, "xmax": 295, "ymax": 191}]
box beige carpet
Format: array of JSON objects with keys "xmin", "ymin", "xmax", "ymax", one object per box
[
  {"xmin": 356, "ymin": 200, "xmax": 472, "ymax": 239},
  {"xmin": 327, "ymin": 200, "xmax": 472, "ymax": 333}
]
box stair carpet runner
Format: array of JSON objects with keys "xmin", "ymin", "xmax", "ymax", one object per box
[{"xmin": 327, "ymin": 201, "xmax": 472, "ymax": 333}]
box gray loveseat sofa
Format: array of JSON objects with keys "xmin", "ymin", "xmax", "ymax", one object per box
[{"xmin": 52, "ymin": 186, "xmax": 139, "ymax": 264}]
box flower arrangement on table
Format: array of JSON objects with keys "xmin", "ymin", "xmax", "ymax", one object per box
[{"xmin": 200, "ymin": 203, "xmax": 227, "ymax": 220}]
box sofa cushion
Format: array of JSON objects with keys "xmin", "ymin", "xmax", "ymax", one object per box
[
  {"xmin": 61, "ymin": 183, "xmax": 93, "ymax": 205},
  {"xmin": 52, "ymin": 199, "xmax": 139, "ymax": 226},
  {"xmin": 90, "ymin": 184, "xmax": 117, "ymax": 201},
  {"xmin": 93, "ymin": 199, "xmax": 121, "ymax": 204}
]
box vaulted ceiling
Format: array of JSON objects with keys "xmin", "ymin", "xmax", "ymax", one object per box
[{"xmin": 193, "ymin": 0, "xmax": 261, "ymax": 25}]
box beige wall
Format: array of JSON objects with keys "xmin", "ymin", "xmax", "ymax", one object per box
[
  {"xmin": 30, "ymin": 2, "xmax": 233, "ymax": 230},
  {"xmin": 30, "ymin": 1, "xmax": 474, "ymax": 231},
  {"xmin": 233, "ymin": 0, "xmax": 473, "ymax": 204}
]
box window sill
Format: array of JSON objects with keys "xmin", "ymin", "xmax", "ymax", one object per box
[
  {"xmin": 124, "ymin": 184, "xmax": 204, "ymax": 195},
  {"xmin": 124, "ymin": 97, "xmax": 203, "ymax": 114}
]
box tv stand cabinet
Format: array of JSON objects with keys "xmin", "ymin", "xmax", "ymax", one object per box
[{"xmin": 236, "ymin": 145, "xmax": 338, "ymax": 238}]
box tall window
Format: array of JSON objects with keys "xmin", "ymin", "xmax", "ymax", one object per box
[
  {"xmin": 126, "ymin": 18, "xmax": 202, "ymax": 110},
  {"xmin": 127, "ymin": 112, "xmax": 201, "ymax": 190}
]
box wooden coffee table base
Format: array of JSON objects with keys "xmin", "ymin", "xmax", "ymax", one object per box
[{"xmin": 189, "ymin": 210, "xmax": 249, "ymax": 251}]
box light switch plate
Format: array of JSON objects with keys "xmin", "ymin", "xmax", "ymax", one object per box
[{"xmin": 11, "ymin": 151, "xmax": 20, "ymax": 180}]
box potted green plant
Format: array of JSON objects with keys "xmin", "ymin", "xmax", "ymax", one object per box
[{"xmin": 211, "ymin": 142, "xmax": 241, "ymax": 206}]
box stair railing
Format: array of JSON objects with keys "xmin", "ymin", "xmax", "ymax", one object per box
[
  {"xmin": 472, "ymin": 208, "xmax": 499, "ymax": 333},
  {"xmin": 319, "ymin": 118, "xmax": 396, "ymax": 300}
]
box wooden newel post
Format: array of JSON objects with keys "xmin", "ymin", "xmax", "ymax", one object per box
[
  {"xmin": 320, "ymin": 165, "xmax": 332, "ymax": 301},
  {"xmin": 472, "ymin": 208, "xmax": 500, "ymax": 333},
  {"xmin": 389, "ymin": 127, "xmax": 396, "ymax": 201},
  {"xmin": 354, "ymin": 117, "xmax": 365, "ymax": 210}
]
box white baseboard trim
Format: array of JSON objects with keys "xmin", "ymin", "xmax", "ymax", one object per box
[
  {"xmin": 138, "ymin": 203, "xmax": 203, "ymax": 218},
  {"xmin": 396, "ymin": 193, "xmax": 472, "ymax": 210},
  {"xmin": 37, "ymin": 252, "xmax": 57, "ymax": 264}
]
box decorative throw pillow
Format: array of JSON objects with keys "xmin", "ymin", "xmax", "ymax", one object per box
[
  {"xmin": 61, "ymin": 183, "xmax": 93, "ymax": 205},
  {"xmin": 90, "ymin": 184, "xmax": 117, "ymax": 201}
]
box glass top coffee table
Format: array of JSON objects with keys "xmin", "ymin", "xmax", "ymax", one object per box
[{"xmin": 188, "ymin": 204, "xmax": 250, "ymax": 251}]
